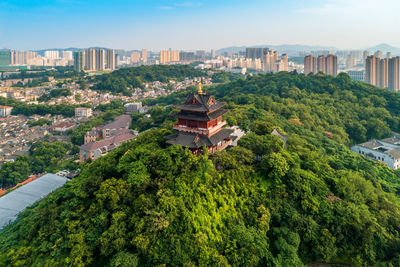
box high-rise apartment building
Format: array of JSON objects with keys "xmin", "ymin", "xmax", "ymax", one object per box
[
  {"xmin": 26, "ymin": 51, "xmax": 37, "ymax": 61},
  {"xmin": 277, "ymin": 54, "xmax": 288, "ymax": 72},
  {"xmin": 159, "ymin": 50, "xmax": 180, "ymax": 64},
  {"xmin": 131, "ymin": 52, "xmax": 141, "ymax": 63},
  {"xmin": 73, "ymin": 51, "xmax": 85, "ymax": 71},
  {"xmin": 363, "ymin": 50, "xmax": 370, "ymax": 63},
  {"xmin": 95, "ymin": 49, "xmax": 105, "ymax": 71},
  {"xmin": 346, "ymin": 55, "xmax": 354, "ymax": 69},
  {"xmin": 246, "ymin": 48, "xmax": 269, "ymax": 60},
  {"xmin": 196, "ymin": 50, "xmax": 206, "ymax": 59},
  {"xmin": 44, "ymin": 50, "xmax": 59, "ymax": 59},
  {"xmin": 389, "ymin": 57, "xmax": 400, "ymax": 91},
  {"xmin": 84, "ymin": 48, "xmax": 95, "ymax": 71},
  {"xmin": 304, "ymin": 55, "xmax": 317, "ymax": 75},
  {"xmin": 0, "ymin": 50, "xmax": 11, "ymax": 67},
  {"xmin": 11, "ymin": 51, "xmax": 26, "ymax": 65},
  {"xmin": 115, "ymin": 54, "xmax": 120, "ymax": 67},
  {"xmin": 378, "ymin": 58, "xmax": 389, "ymax": 88},
  {"xmin": 264, "ymin": 51, "xmax": 279, "ymax": 72},
  {"xmin": 325, "ymin": 55, "xmax": 337, "ymax": 76},
  {"xmin": 211, "ymin": 49, "xmax": 216, "ymax": 59},
  {"xmin": 374, "ymin": 50, "xmax": 383, "ymax": 58},
  {"xmin": 304, "ymin": 54, "xmax": 337, "ymax": 76},
  {"xmin": 180, "ymin": 51, "xmax": 196, "ymax": 61},
  {"xmin": 365, "ymin": 55, "xmax": 378, "ymax": 86},
  {"xmin": 62, "ymin": 51, "xmax": 73, "ymax": 61},
  {"xmin": 317, "ymin": 55, "xmax": 326, "ymax": 73},
  {"xmin": 141, "ymin": 49, "xmax": 147, "ymax": 62},
  {"xmin": 170, "ymin": 50, "xmax": 180, "ymax": 62},
  {"xmin": 365, "ymin": 55, "xmax": 400, "ymax": 91},
  {"xmin": 160, "ymin": 50, "xmax": 170, "ymax": 64},
  {"xmin": 106, "ymin": 49, "xmax": 115, "ymax": 70}
]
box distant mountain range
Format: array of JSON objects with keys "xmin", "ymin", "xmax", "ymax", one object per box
[
  {"xmin": 32, "ymin": 43, "xmax": 400, "ymax": 57},
  {"xmin": 216, "ymin": 44, "xmax": 338, "ymax": 56},
  {"xmin": 365, "ymin": 43, "xmax": 400, "ymax": 56},
  {"xmin": 216, "ymin": 43, "xmax": 400, "ymax": 56}
]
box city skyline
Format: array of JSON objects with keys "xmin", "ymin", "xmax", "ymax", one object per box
[{"xmin": 1, "ymin": 0, "xmax": 400, "ymax": 51}]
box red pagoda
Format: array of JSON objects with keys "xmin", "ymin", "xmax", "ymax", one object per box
[{"xmin": 165, "ymin": 82, "xmax": 234, "ymax": 154}]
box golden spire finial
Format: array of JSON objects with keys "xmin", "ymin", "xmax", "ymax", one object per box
[{"xmin": 198, "ymin": 79, "xmax": 203, "ymax": 94}]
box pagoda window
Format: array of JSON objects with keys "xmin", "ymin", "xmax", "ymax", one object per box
[
  {"xmin": 187, "ymin": 120, "xmax": 197, "ymax": 127},
  {"xmin": 198, "ymin": 121, "xmax": 207, "ymax": 128},
  {"xmin": 178, "ymin": 118, "xmax": 187, "ymax": 126}
]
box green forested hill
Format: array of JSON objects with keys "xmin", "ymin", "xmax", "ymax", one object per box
[
  {"xmin": 92, "ymin": 65, "xmax": 207, "ymax": 95},
  {"xmin": 2, "ymin": 72, "xmax": 400, "ymax": 266}
]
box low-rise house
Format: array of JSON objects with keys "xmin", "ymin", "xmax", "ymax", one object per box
[
  {"xmin": 102, "ymin": 114, "xmax": 131, "ymax": 138},
  {"xmin": 124, "ymin": 102, "xmax": 142, "ymax": 113},
  {"xmin": 80, "ymin": 114, "xmax": 134, "ymax": 161},
  {"xmin": 229, "ymin": 126, "xmax": 245, "ymax": 147},
  {"xmin": 50, "ymin": 122, "xmax": 75, "ymax": 133},
  {"xmin": 271, "ymin": 128, "xmax": 289, "ymax": 148},
  {"xmin": 0, "ymin": 106, "xmax": 13, "ymax": 117},
  {"xmin": 351, "ymin": 135, "xmax": 400, "ymax": 169},
  {"xmin": 75, "ymin": 107, "xmax": 92, "ymax": 118},
  {"xmin": 84, "ymin": 127, "xmax": 102, "ymax": 144},
  {"xmin": 80, "ymin": 132, "xmax": 135, "ymax": 161}
]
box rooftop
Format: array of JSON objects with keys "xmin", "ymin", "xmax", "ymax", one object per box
[
  {"xmin": 165, "ymin": 128, "xmax": 234, "ymax": 148},
  {"xmin": 0, "ymin": 173, "xmax": 68, "ymax": 230},
  {"xmin": 103, "ymin": 114, "xmax": 132, "ymax": 130},
  {"xmin": 381, "ymin": 136, "xmax": 400, "ymax": 145},
  {"xmin": 0, "ymin": 105, "xmax": 12, "ymax": 109},
  {"xmin": 356, "ymin": 137, "xmax": 400, "ymax": 160},
  {"xmin": 51, "ymin": 122, "xmax": 74, "ymax": 128},
  {"xmin": 174, "ymin": 93, "xmax": 226, "ymax": 112},
  {"xmin": 80, "ymin": 132, "xmax": 135, "ymax": 152}
]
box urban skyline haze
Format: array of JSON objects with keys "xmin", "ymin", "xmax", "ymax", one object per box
[{"xmin": 1, "ymin": 0, "xmax": 400, "ymax": 51}]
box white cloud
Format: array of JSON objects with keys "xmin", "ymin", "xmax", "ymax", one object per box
[
  {"xmin": 174, "ymin": 1, "xmax": 203, "ymax": 7},
  {"xmin": 157, "ymin": 6, "xmax": 174, "ymax": 10}
]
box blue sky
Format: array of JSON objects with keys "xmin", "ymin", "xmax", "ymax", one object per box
[{"xmin": 1, "ymin": 0, "xmax": 400, "ymax": 50}]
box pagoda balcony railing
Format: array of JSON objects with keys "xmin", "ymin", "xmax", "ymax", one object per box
[{"xmin": 174, "ymin": 121, "xmax": 226, "ymax": 135}]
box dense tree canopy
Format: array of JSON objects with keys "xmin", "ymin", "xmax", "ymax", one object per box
[
  {"xmin": 0, "ymin": 96, "xmax": 84, "ymax": 117},
  {"xmin": 0, "ymin": 142, "xmax": 74, "ymax": 187},
  {"xmin": 38, "ymin": 88, "xmax": 72, "ymax": 102},
  {"xmin": 2, "ymin": 67, "xmax": 84, "ymax": 80},
  {"xmin": 93, "ymin": 65, "xmax": 207, "ymax": 95},
  {"xmin": 2, "ymin": 72, "xmax": 400, "ymax": 266}
]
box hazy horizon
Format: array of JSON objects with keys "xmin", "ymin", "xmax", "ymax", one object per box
[{"xmin": 1, "ymin": 0, "xmax": 400, "ymax": 51}]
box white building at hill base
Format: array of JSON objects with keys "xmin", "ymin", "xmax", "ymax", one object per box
[{"xmin": 351, "ymin": 135, "xmax": 400, "ymax": 169}]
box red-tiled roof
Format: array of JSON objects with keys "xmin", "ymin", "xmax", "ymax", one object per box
[
  {"xmin": 80, "ymin": 133, "xmax": 135, "ymax": 152},
  {"xmin": 0, "ymin": 105, "xmax": 13, "ymax": 109},
  {"xmin": 0, "ymin": 189, "xmax": 6, "ymax": 196},
  {"xmin": 51, "ymin": 122, "xmax": 74, "ymax": 129}
]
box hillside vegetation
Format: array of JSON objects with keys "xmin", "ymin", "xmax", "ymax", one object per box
[
  {"xmin": 93, "ymin": 65, "xmax": 207, "ymax": 95},
  {"xmin": 2, "ymin": 72, "xmax": 400, "ymax": 266}
]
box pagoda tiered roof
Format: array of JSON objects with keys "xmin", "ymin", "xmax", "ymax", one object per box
[
  {"xmin": 174, "ymin": 93, "xmax": 226, "ymax": 112},
  {"xmin": 174, "ymin": 108, "xmax": 228, "ymax": 121},
  {"xmin": 165, "ymin": 128, "xmax": 234, "ymax": 148}
]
